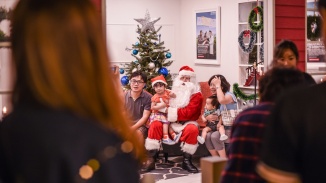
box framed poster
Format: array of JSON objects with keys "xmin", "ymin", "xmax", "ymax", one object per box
[{"xmin": 194, "ymin": 8, "xmax": 220, "ymax": 65}]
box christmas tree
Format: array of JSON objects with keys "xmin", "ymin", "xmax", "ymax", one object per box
[{"xmin": 120, "ymin": 10, "xmax": 173, "ymax": 94}]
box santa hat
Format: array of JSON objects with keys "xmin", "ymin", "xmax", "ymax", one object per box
[
  {"xmin": 179, "ymin": 65, "xmax": 196, "ymax": 77},
  {"xmin": 151, "ymin": 75, "xmax": 167, "ymax": 87}
]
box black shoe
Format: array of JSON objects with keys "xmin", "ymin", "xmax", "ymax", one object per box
[
  {"xmin": 182, "ymin": 153, "xmax": 199, "ymax": 173},
  {"xmin": 140, "ymin": 157, "xmax": 155, "ymax": 173}
]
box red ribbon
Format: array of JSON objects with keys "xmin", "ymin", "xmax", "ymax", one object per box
[
  {"xmin": 254, "ymin": 7, "xmax": 258, "ymax": 14},
  {"xmin": 243, "ymin": 30, "xmax": 250, "ymax": 37}
]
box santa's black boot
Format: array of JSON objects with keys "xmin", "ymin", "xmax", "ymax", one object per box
[
  {"xmin": 181, "ymin": 152, "xmax": 198, "ymax": 173},
  {"xmin": 140, "ymin": 150, "xmax": 158, "ymax": 173}
]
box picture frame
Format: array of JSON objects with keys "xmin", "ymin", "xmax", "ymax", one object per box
[{"xmin": 194, "ymin": 7, "xmax": 221, "ymax": 65}]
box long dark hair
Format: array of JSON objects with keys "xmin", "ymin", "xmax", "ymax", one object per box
[
  {"xmin": 11, "ymin": 0, "xmax": 144, "ymax": 160},
  {"xmin": 271, "ymin": 40, "xmax": 299, "ymax": 67},
  {"xmin": 208, "ymin": 74, "xmax": 230, "ymax": 93}
]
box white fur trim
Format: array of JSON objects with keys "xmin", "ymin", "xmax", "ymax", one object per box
[
  {"xmin": 179, "ymin": 70, "xmax": 196, "ymax": 77},
  {"xmin": 167, "ymin": 107, "xmax": 178, "ymax": 122},
  {"xmin": 151, "ymin": 80, "xmax": 167, "ymax": 87},
  {"xmin": 181, "ymin": 142, "xmax": 199, "ymax": 155},
  {"xmin": 145, "ymin": 138, "xmax": 160, "ymax": 150},
  {"xmin": 170, "ymin": 121, "xmax": 198, "ymax": 133}
]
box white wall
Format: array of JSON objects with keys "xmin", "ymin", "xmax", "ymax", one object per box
[
  {"xmin": 178, "ymin": 0, "xmax": 239, "ymax": 84},
  {"xmin": 106, "ymin": 0, "xmax": 181, "ymax": 74},
  {"xmin": 106, "ymin": 0, "xmax": 273, "ymax": 86}
]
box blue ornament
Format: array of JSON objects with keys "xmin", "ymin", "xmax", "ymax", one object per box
[
  {"xmin": 134, "ymin": 60, "xmax": 138, "ymax": 64},
  {"xmin": 135, "ymin": 42, "xmax": 139, "ymax": 46},
  {"xmin": 158, "ymin": 67, "xmax": 168, "ymax": 77},
  {"xmin": 143, "ymin": 43, "xmax": 148, "ymax": 47},
  {"xmin": 119, "ymin": 68, "xmax": 124, "ymax": 74},
  {"xmin": 120, "ymin": 76, "xmax": 129, "ymax": 86},
  {"xmin": 166, "ymin": 52, "xmax": 172, "ymax": 58},
  {"xmin": 154, "ymin": 42, "xmax": 157, "ymax": 45},
  {"xmin": 132, "ymin": 49, "xmax": 138, "ymax": 55}
]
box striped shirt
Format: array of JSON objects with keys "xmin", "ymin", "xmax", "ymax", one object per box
[{"xmin": 220, "ymin": 102, "xmax": 274, "ymax": 183}]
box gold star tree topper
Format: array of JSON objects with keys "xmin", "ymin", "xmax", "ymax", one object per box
[{"xmin": 134, "ymin": 10, "xmax": 160, "ymax": 33}]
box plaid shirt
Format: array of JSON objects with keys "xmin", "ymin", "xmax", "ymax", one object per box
[{"xmin": 220, "ymin": 102, "xmax": 273, "ymax": 183}]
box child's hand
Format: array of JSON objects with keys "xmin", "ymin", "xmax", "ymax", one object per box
[
  {"xmin": 206, "ymin": 114, "xmax": 218, "ymax": 122},
  {"xmin": 217, "ymin": 123, "xmax": 221, "ymax": 128}
]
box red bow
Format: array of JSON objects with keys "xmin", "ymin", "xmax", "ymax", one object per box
[
  {"xmin": 243, "ymin": 30, "xmax": 250, "ymax": 37},
  {"xmin": 254, "ymin": 7, "xmax": 258, "ymax": 14}
]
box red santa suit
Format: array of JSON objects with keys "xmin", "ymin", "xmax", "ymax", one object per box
[{"xmin": 145, "ymin": 66, "xmax": 203, "ymax": 155}]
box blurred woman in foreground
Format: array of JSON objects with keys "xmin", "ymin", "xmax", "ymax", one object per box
[{"xmin": 0, "ymin": 0, "xmax": 143, "ymax": 182}]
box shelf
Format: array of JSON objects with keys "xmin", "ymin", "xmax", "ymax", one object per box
[
  {"xmin": 0, "ymin": 42, "xmax": 10, "ymax": 48},
  {"xmin": 0, "ymin": 90, "xmax": 12, "ymax": 94},
  {"xmin": 238, "ymin": 85, "xmax": 258, "ymax": 90}
]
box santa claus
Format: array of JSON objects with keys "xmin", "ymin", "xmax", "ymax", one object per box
[{"xmin": 142, "ymin": 66, "xmax": 203, "ymax": 173}]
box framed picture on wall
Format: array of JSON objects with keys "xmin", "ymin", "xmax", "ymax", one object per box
[{"xmin": 194, "ymin": 7, "xmax": 221, "ymax": 65}]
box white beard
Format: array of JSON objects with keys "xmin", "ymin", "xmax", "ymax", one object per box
[{"xmin": 169, "ymin": 81, "xmax": 196, "ymax": 108}]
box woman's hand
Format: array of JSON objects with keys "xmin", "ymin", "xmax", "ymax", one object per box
[{"xmin": 211, "ymin": 76, "xmax": 221, "ymax": 88}]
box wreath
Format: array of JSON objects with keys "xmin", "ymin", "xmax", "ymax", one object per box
[
  {"xmin": 248, "ymin": 6, "xmax": 263, "ymax": 32},
  {"xmin": 238, "ymin": 30, "xmax": 256, "ymax": 53},
  {"xmin": 0, "ymin": 7, "xmax": 10, "ymax": 42},
  {"xmin": 233, "ymin": 83, "xmax": 258, "ymax": 101},
  {"xmin": 307, "ymin": 16, "xmax": 321, "ymax": 41}
]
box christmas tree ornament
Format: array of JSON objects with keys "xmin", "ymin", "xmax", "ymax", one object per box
[
  {"xmin": 248, "ymin": 6, "xmax": 263, "ymax": 32},
  {"xmin": 135, "ymin": 42, "xmax": 139, "ymax": 46},
  {"xmin": 134, "ymin": 10, "xmax": 161, "ymax": 33},
  {"xmin": 119, "ymin": 68, "xmax": 125, "ymax": 74},
  {"xmin": 132, "ymin": 68, "xmax": 137, "ymax": 73},
  {"xmin": 148, "ymin": 62, "xmax": 155, "ymax": 69},
  {"xmin": 154, "ymin": 42, "xmax": 157, "ymax": 45},
  {"xmin": 158, "ymin": 67, "xmax": 168, "ymax": 77},
  {"xmin": 132, "ymin": 49, "xmax": 138, "ymax": 55},
  {"xmin": 143, "ymin": 43, "xmax": 148, "ymax": 47},
  {"xmin": 120, "ymin": 76, "xmax": 129, "ymax": 86},
  {"xmin": 238, "ymin": 30, "xmax": 256, "ymax": 53},
  {"xmin": 165, "ymin": 52, "xmax": 172, "ymax": 58}
]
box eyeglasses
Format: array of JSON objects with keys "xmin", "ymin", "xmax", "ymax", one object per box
[{"xmin": 130, "ymin": 79, "xmax": 145, "ymax": 84}]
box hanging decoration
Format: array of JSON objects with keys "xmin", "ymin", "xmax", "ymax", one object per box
[
  {"xmin": 132, "ymin": 49, "xmax": 139, "ymax": 55},
  {"xmin": 119, "ymin": 68, "xmax": 125, "ymax": 74},
  {"xmin": 307, "ymin": 16, "xmax": 321, "ymax": 41},
  {"xmin": 0, "ymin": 7, "xmax": 10, "ymax": 42},
  {"xmin": 233, "ymin": 83, "xmax": 258, "ymax": 101},
  {"xmin": 165, "ymin": 52, "xmax": 172, "ymax": 58},
  {"xmin": 148, "ymin": 62, "xmax": 155, "ymax": 69},
  {"xmin": 259, "ymin": 43, "xmax": 264, "ymax": 61},
  {"xmin": 158, "ymin": 67, "xmax": 168, "ymax": 76},
  {"xmin": 120, "ymin": 76, "xmax": 129, "ymax": 86},
  {"xmin": 238, "ymin": 30, "xmax": 256, "ymax": 53},
  {"xmin": 248, "ymin": 6, "xmax": 263, "ymax": 32}
]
